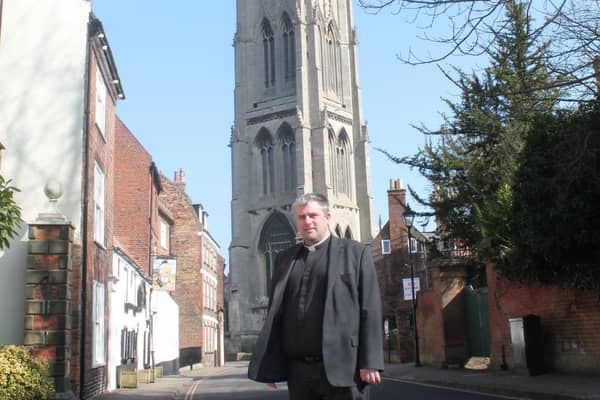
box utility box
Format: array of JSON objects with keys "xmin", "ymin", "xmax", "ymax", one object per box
[{"xmin": 509, "ymin": 315, "xmax": 545, "ymax": 376}]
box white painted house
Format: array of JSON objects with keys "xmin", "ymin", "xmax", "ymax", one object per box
[
  {"xmin": 108, "ymin": 246, "xmax": 179, "ymax": 390},
  {"xmin": 0, "ymin": 0, "xmax": 92, "ymax": 346}
]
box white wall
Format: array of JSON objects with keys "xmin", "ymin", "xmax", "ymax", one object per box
[
  {"xmin": 0, "ymin": 0, "xmax": 91, "ymax": 345},
  {"xmin": 152, "ymin": 290, "xmax": 180, "ymax": 367},
  {"xmin": 108, "ymin": 253, "xmax": 152, "ymax": 390}
]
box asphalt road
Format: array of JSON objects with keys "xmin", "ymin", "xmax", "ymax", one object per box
[{"xmin": 185, "ymin": 371, "xmax": 522, "ymax": 400}]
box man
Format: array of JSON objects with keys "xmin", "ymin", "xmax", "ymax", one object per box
[{"xmin": 248, "ymin": 193, "xmax": 384, "ymax": 399}]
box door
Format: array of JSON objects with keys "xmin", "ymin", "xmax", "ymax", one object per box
[{"xmin": 464, "ymin": 286, "xmax": 490, "ymax": 356}]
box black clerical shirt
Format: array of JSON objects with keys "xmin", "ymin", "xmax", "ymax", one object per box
[{"xmin": 281, "ymin": 236, "xmax": 330, "ymax": 358}]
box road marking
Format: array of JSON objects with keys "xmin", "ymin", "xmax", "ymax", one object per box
[
  {"xmin": 382, "ymin": 377, "xmax": 527, "ymax": 399},
  {"xmin": 184, "ymin": 380, "xmax": 200, "ymax": 400}
]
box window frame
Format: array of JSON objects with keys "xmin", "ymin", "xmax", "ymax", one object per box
[
  {"xmin": 409, "ymin": 237, "xmax": 418, "ymax": 253},
  {"xmin": 95, "ymin": 65, "xmax": 107, "ymax": 137},
  {"xmin": 126, "ymin": 267, "xmax": 138, "ymax": 307},
  {"xmin": 262, "ymin": 19, "xmax": 276, "ymax": 88},
  {"xmin": 159, "ymin": 217, "xmax": 170, "ymax": 250},
  {"xmin": 94, "ymin": 162, "xmax": 105, "ymax": 246},
  {"xmin": 92, "ymin": 281, "xmax": 106, "ymax": 367},
  {"xmin": 381, "ymin": 239, "xmax": 391, "ymax": 255},
  {"xmin": 282, "ymin": 13, "xmax": 296, "ymax": 82}
]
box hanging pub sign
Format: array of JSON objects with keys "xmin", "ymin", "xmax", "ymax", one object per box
[{"xmin": 153, "ymin": 257, "xmax": 176, "ymax": 291}]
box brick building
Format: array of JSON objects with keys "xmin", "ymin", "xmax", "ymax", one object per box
[
  {"xmin": 111, "ymin": 118, "xmax": 180, "ymax": 388},
  {"xmin": 159, "ymin": 170, "xmax": 225, "ymax": 368},
  {"xmin": 71, "ymin": 17, "xmax": 124, "ymax": 398},
  {"xmin": 0, "ymin": 3, "xmax": 125, "ymax": 397},
  {"xmin": 194, "ymin": 203, "xmax": 226, "ymax": 367},
  {"xmin": 371, "ymin": 179, "xmax": 430, "ymax": 362}
]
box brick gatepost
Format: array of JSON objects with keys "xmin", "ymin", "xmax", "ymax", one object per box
[{"xmin": 24, "ymin": 222, "xmax": 75, "ymax": 400}]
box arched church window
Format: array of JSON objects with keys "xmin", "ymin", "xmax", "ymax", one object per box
[
  {"xmin": 277, "ymin": 122, "xmax": 297, "ymax": 193},
  {"xmin": 335, "ymin": 225, "xmax": 343, "ymax": 238},
  {"xmin": 261, "ymin": 18, "xmax": 276, "ymax": 88},
  {"xmin": 281, "ymin": 13, "xmax": 296, "ymax": 82},
  {"xmin": 255, "ymin": 128, "xmax": 275, "ymax": 195},
  {"xmin": 336, "ymin": 129, "xmax": 352, "ymax": 198},
  {"xmin": 258, "ymin": 212, "xmax": 295, "ymax": 297},
  {"xmin": 328, "ymin": 128, "xmax": 336, "ymax": 192},
  {"xmin": 344, "ymin": 227, "xmax": 353, "ymax": 240},
  {"xmin": 325, "ymin": 22, "xmax": 341, "ymax": 96}
]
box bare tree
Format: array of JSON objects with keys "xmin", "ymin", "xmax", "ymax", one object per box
[{"xmin": 358, "ymin": 0, "xmax": 600, "ymax": 100}]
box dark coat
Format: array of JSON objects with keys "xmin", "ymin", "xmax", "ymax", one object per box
[{"xmin": 248, "ymin": 236, "xmax": 384, "ymax": 387}]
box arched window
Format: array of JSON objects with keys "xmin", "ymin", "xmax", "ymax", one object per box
[
  {"xmin": 344, "ymin": 227, "xmax": 353, "ymax": 240},
  {"xmin": 261, "ymin": 18, "xmax": 275, "ymax": 88},
  {"xmin": 258, "ymin": 213, "xmax": 295, "ymax": 297},
  {"xmin": 335, "ymin": 225, "xmax": 343, "ymax": 238},
  {"xmin": 328, "ymin": 128, "xmax": 336, "ymax": 191},
  {"xmin": 277, "ymin": 123, "xmax": 296, "ymax": 193},
  {"xmin": 324, "ymin": 22, "xmax": 341, "ymax": 96},
  {"xmin": 330, "ymin": 128, "xmax": 352, "ymax": 198},
  {"xmin": 281, "ymin": 13, "xmax": 296, "ymax": 82},
  {"xmin": 255, "ymin": 128, "xmax": 275, "ymax": 195}
]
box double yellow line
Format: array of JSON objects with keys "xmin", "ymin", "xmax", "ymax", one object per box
[{"xmin": 184, "ymin": 380, "xmax": 200, "ymax": 400}]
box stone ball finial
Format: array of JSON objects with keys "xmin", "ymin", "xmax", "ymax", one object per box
[{"xmin": 44, "ymin": 179, "xmax": 63, "ymax": 201}]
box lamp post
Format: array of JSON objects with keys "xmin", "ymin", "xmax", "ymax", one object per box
[{"xmin": 402, "ymin": 203, "xmax": 421, "ymax": 367}]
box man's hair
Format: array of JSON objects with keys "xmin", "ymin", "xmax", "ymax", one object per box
[{"xmin": 292, "ymin": 192, "xmax": 329, "ymax": 213}]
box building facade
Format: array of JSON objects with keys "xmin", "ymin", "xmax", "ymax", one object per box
[
  {"xmin": 228, "ymin": 0, "xmax": 374, "ymax": 354},
  {"xmin": 195, "ymin": 204, "xmax": 225, "ymax": 367},
  {"xmin": 111, "ymin": 117, "xmax": 180, "ymax": 388},
  {"xmin": 0, "ymin": 2, "xmax": 124, "ymax": 397},
  {"xmin": 160, "ymin": 171, "xmax": 225, "ymax": 368},
  {"xmin": 371, "ymin": 179, "xmax": 430, "ymax": 362}
]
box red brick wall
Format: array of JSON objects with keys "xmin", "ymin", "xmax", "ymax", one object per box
[
  {"xmin": 70, "ymin": 47, "xmax": 116, "ymax": 399},
  {"xmin": 418, "ymin": 286, "xmax": 446, "ymax": 366},
  {"xmin": 387, "ymin": 184, "xmax": 409, "ymax": 261},
  {"xmin": 25, "ymin": 224, "xmax": 75, "ymax": 395},
  {"xmin": 487, "ymin": 264, "xmax": 600, "ymax": 374},
  {"xmin": 114, "ymin": 117, "xmax": 159, "ymax": 277},
  {"xmin": 370, "ymin": 181, "xmax": 419, "ymax": 362},
  {"xmin": 159, "ymin": 175, "xmax": 204, "ymax": 353},
  {"xmin": 70, "ymin": 244, "xmax": 82, "ymax": 397},
  {"xmin": 416, "ymin": 263, "xmax": 469, "ymax": 367}
]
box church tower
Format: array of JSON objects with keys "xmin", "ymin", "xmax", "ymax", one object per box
[{"xmin": 228, "ymin": 0, "xmax": 374, "ymax": 353}]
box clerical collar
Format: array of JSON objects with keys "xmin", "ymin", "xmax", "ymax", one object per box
[{"xmin": 304, "ymin": 233, "xmax": 331, "ymax": 252}]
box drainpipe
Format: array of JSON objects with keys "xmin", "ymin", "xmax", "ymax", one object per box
[{"xmin": 147, "ymin": 163, "xmax": 157, "ymax": 370}]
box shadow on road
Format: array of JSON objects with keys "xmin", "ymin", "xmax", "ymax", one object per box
[{"xmin": 193, "ymin": 391, "xmax": 286, "ymax": 400}]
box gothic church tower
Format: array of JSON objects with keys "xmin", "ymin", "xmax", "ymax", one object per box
[{"xmin": 228, "ymin": 0, "xmax": 374, "ymax": 353}]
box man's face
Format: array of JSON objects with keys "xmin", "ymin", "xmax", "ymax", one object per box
[{"xmin": 294, "ymin": 201, "xmax": 331, "ymax": 245}]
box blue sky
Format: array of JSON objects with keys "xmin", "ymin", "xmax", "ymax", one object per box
[{"xmin": 92, "ymin": 1, "xmax": 466, "ymax": 267}]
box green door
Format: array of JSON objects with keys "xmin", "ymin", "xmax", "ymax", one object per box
[{"xmin": 464, "ymin": 286, "xmax": 490, "ymax": 356}]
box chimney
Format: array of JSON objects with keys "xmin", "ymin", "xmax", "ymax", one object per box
[
  {"xmin": 387, "ymin": 178, "xmax": 408, "ymax": 250},
  {"xmin": 174, "ymin": 168, "xmax": 186, "ymax": 192}
]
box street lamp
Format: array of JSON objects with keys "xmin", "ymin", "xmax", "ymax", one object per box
[{"xmin": 402, "ymin": 203, "xmax": 421, "ymax": 367}]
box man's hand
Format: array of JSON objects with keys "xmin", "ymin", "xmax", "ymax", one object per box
[
  {"xmin": 266, "ymin": 383, "xmax": 278, "ymax": 389},
  {"xmin": 359, "ymin": 369, "xmax": 381, "ymax": 385}
]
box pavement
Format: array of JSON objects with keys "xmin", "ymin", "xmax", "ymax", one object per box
[
  {"xmin": 383, "ymin": 362, "xmax": 600, "ymax": 400},
  {"xmin": 94, "ymin": 361, "xmax": 600, "ymax": 400}
]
